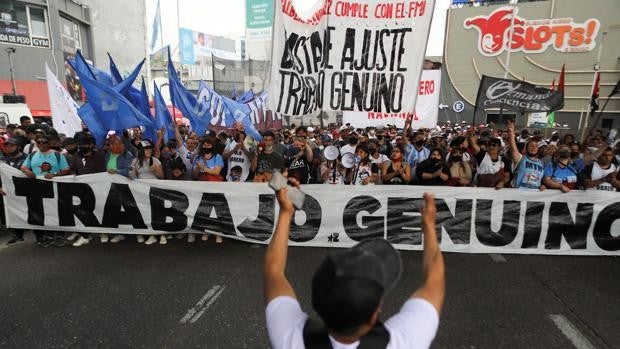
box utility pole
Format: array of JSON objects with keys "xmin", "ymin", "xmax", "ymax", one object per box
[{"xmin": 6, "ymin": 47, "xmax": 17, "ymax": 95}]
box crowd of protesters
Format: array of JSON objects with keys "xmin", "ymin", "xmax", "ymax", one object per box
[{"xmin": 1, "ymin": 114, "xmax": 619, "ymax": 247}]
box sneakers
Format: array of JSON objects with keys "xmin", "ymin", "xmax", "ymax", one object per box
[
  {"xmin": 144, "ymin": 236, "xmax": 158, "ymax": 245},
  {"xmin": 53, "ymin": 235, "xmax": 68, "ymax": 247},
  {"xmin": 159, "ymin": 235, "xmax": 167, "ymax": 245},
  {"xmin": 100, "ymin": 234, "xmax": 109, "ymax": 243},
  {"xmin": 73, "ymin": 236, "xmax": 90, "ymax": 247},
  {"xmin": 6, "ymin": 237, "xmax": 25, "ymax": 246},
  {"xmin": 37, "ymin": 239, "xmax": 52, "ymax": 248},
  {"xmin": 187, "ymin": 233, "xmax": 196, "ymax": 243},
  {"xmin": 215, "ymin": 235, "xmax": 223, "ymax": 244},
  {"xmin": 201, "ymin": 234, "xmax": 209, "ymax": 241},
  {"xmin": 110, "ymin": 235, "xmax": 125, "ymax": 243},
  {"xmin": 66, "ymin": 233, "xmax": 80, "ymax": 241},
  {"xmin": 137, "ymin": 235, "xmax": 145, "ymax": 243}
]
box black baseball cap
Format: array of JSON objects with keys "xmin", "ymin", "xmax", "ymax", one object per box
[{"xmin": 312, "ymin": 239, "xmax": 402, "ymax": 334}]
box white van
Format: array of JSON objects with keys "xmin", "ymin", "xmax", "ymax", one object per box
[{"xmin": 0, "ymin": 102, "xmax": 35, "ymax": 128}]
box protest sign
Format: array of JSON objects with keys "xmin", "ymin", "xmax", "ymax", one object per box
[
  {"xmin": 2, "ymin": 164, "xmax": 618, "ymax": 256},
  {"xmin": 267, "ymin": 0, "xmax": 436, "ymax": 117},
  {"xmin": 343, "ymin": 69, "xmax": 440, "ymax": 128}
]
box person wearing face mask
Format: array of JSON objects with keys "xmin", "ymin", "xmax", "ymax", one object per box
[
  {"xmin": 469, "ymin": 136, "xmax": 511, "ymax": 189},
  {"xmin": 61, "ymin": 137, "xmax": 78, "ymax": 164},
  {"xmin": 416, "ymin": 149, "xmax": 450, "ymax": 186},
  {"xmin": 402, "ymin": 126, "xmax": 430, "ymax": 185},
  {"xmin": 584, "ymin": 147, "xmax": 620, "ymax": 191},
  {"xmin": 193, "ymin": 136, "xmax": 225, "ymax": 182},
  {"xmin": 339, "ymin": 129, "xmax": 359, "ymax": 157},
  {"xmin": 1, "ymin": 138, "xmax": 27, "ymax": 246},
  {"xmin": 192, "ymin": 136, "xmax": 225, "ymax": 244},
  {"xmin": 444, "ymin": 148, "xmax": 472, "ymax": 187},
  {"xmin": 67, "ymin": 137, "xmax": 106, "ymax": 247},
  {"xmin": 507, "ymin": 120, "xmax": 545, "ymax": 190},
  {"xmin": 541, "ymin": 145, "xmax": 581, "ymax": 193},
  {"xmin": 20, "ymin": 135, "xmax": 70, "ymax": 247},
  {"xmin": 223, "ymin": 127, "xmax": 255, "ymax": 182}
]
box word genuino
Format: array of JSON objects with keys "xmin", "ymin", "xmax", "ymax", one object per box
[
  {"xmin": 12, "ymin": 177, "xmax": 619, "ymax": 252},
  {"xmin": 276, "ymin": 26, "xmax": 412, "ymax": 115}
]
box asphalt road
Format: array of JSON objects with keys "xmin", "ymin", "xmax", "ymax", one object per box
[{"xmin": 0, "ymin": 231, "xmax": 617, "ymax": 349}]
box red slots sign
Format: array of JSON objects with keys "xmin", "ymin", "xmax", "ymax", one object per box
[{"xmin": 464, "ymin": 6, "xmax": 600, "ymax": 57}]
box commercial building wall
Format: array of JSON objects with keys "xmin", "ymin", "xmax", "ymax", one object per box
[
  {"xmin": 444, "ymin": 0, "xmax": 620, "ymax": 130},
  {"xmin": 0, "ymin": 0, "xmax": 147, "ymax": 118}
]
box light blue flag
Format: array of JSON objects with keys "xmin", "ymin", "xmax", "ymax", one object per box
[
  {"xmin": 77, "ymin": 104, "xmax": 107, "ymax": 148},
  {"xmin": 167, "ymin": 48, "xmax": 211, "ymax": 135},
  {"xmin": 153, "ymin": 82, "xmax": 175, "ymax": 143},
  {"xmin": 75, "ymin": 69, "xmax": 153, "ymax": 136},
  {"xmin": 108, "ymin": 53, "xmax": 145, "ymax": 109},
  {"xmin": 108, "ymin": 52, "xmax": 123, "ymax": 84},
  {"xmin": 139, "ymin": 77, "xmax": 158, "ymax": 143},
  {"xmin": 198, "ymin": 80, "xmax": 227, "ymax": 127},
  {"xmin": 70, "ymin": 50, "xmax": 115, "ymax": 87},
  {"xmin": 221, "ymin": 95, "xmax": 262, "ymax": 141},
  {"xmin": 237, "ymin": 89, "xmax": 255, "ymax": 104}
]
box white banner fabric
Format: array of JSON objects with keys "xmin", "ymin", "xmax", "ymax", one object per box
[
  {"xmin": 45, "ymin": 63, "xmax": 83, "ymax": 137},
  {"xmin": 1, "ymin": 164, "xmax": 618, "ymax": 256},
  {"xmin": 267, "ymin": 0, "xmax": 436, "ymax": 117},
  {"xmin": 343, "ymin": 69, "xmax": 441, "ymax": 128}
]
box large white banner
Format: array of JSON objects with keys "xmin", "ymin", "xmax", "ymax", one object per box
[
  {"xmin": 267, "ymin": 0, "xmax": 436, "ymax": 117},
  {"xmin": 2, "ymin": 164, "xmax": 618, "ymax": 256},
  {"xmin": 343, "ymin": 69, "xmax": 440, "ymax": 128}
]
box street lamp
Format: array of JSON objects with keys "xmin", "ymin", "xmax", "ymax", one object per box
[{"xmin": 5, "ymin": 47, "xmax": 17, "ymax": 95}]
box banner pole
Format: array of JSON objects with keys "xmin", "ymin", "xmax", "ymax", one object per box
[
  {"xmin": 581, "ymin": 32, "xmax": 606, "ymax": 144},
  {"xmin": 503, "ymin": 1, "xmax": 519, "ymax": 80}
]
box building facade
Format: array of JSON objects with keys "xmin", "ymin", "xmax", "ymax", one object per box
[
  {"xmin": 0, "ymin": 0, "xmax": 148, "ymax": 121},
  {"xmin": 443, "ymin": 0, "xmax": 620, "ymax": 131}
]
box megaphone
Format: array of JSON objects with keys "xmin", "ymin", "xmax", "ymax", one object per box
[
  {"xmin": 341, "ymin": 153, "xmax": 355, "ymax": 168},
  {"xmin": 323, "ymin": 145, "xmax": 339, "ymax": 161}
]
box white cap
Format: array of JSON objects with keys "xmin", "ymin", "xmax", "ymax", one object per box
[{"xmin": 307, "ymin": 127, "xmax": 315, "ymax": 132}]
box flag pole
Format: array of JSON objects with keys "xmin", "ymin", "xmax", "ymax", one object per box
[
  {"xmin": 143, "ymin": 0, "xmax": 152, "ymax": 93},
  {"xmin": 581, "ymin": 31, "xmax": 607, "ymax": 144},
  {"xmin": 499, "ymin": 0, "xmax": 518, "ymax": 127}
]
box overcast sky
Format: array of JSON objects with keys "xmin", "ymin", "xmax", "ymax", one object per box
[{"xmin": 145, "ymin": 0, "xmax": 450, "ymax": 57}]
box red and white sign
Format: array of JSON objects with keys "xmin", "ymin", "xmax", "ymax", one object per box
[
  {"xmin": 343, "ymin": 69, "xmax": 441, "ymax": 129},
  {"xmin": 464, "ymin": 6, "xmax": 600, "ymax": 57}
]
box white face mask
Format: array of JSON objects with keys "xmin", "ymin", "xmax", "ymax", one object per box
[{"xmin": 319, "ymin": 145, "xmax": 324, "ymax": 151}]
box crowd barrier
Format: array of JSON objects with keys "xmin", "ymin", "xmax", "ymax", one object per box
[{"xmin": 1, "ymin": 163, "xmax": 618, "ymax": 256}]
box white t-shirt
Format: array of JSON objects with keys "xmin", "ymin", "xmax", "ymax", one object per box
[
  {"xmin": 179, "ymin": 145, "xmax": 196, "ymax": 171},
  {"xmin": 225, "ymin": 140, "xmax": 251, "ymax": 181},
  {"xmin": 370, "ymin": 153, "xmax": 389, "ymax": 167},
  {"xmin": 266, "ymin": 296, "xmax": 439, "ymax": 349},
  {"xmin": 340, "ymin": 144, "xmax": 356, "ymax": 156}
]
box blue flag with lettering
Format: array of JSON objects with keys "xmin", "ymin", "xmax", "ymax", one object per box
[
  {"xmin": 221, "ymin": 95, "xmax": 262, "ymax": 141},
  {"xmin": 167, "ymin": 48, "xmax": 211, "ymax": 135},
  {"xmin": 238, "ymin": 89, "xmax": 255, "ymax": 104}
]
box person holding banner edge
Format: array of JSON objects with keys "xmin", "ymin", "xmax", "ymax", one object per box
[{"xmin": 264, "ymin": 182, "xmax": 444, "ymax": 348}]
